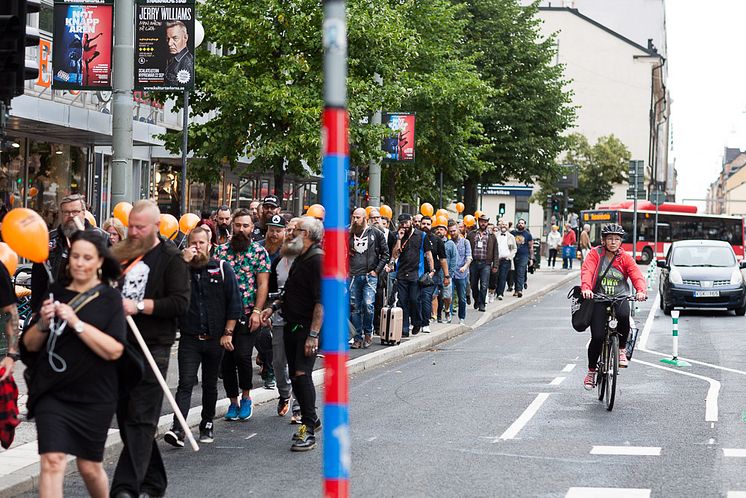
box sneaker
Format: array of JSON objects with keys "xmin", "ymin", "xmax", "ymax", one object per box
[
  {"xmin": 278, "ymin": 397, "xmax": 291, "ymax": 417},
  {"xmin": 225, "ymin": 402, "xmax": 240, "ymax": 421},
  {"xmin": 412, "ymin": 325, "xmax": 421, "ymax": 335},
  {"xmin": 497, "ymin": 295, "xmax": 503, "ymax": 301},
  {"xmin": 422, "ymin": 326, "xmax": 431, "ymax": 333},
  {"xmin": 446, "ymin": 312, "xmax": 452, "ymax": 323},
  {"xmin": 363, "ymin": 335, "xmax": 373, "ymax": 348},
  {"xmin": 478, "ymin": 307, "xmax": 486, "ymax": 312},
  {"xmin": 264, "ymin": 374, "xmax": 276, "ymax": 390},
  {"xmin": 459, "ymin": 319, "xmax": 465, "ymax": 325},
  {"xmin": 292, "ymin": 418, "xmax": 322, "ymax": 441},
  {"xmin": 239, "ymin": 397, "xmax": 253, "ymax": 420},
  {"xmin": 199, "ymin": 422, "xmax": 214, "ymax": 443},
  {"xmin": 517, "ymin": 291, "xmax": 523, "ymax": 298},
  {"xmin": 583, "ymin": 370, "xmax": 596, "ymax": 390},
  {"xmin": 351, "ymin": 339, "xmax": 363, "ymax": 349},
  {"xmin": 164, "ymin": 427, "xmax": 185, "ymax": 448},
  {"xmin": 619, "ymin": 349, "xmax": 629, "ymax": 368},
  {"xmin": 290, "ymin": 409, "xmax": 302, "ymax": 424},
  {"xmin": 291, "ymin": 424, "xmax": 316, "ymax": 452}
]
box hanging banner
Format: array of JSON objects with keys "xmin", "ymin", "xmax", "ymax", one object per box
[
  {"xmin": 135, "ymin": 0, "xmax": 195, "ymax": 91},
  {"xmin": 52, "ymin": 0, "xmax": 114, "ymax": 90},
  {"xmin": 382, "ymin": 113, "xmax": 416, "ymax": 162}
]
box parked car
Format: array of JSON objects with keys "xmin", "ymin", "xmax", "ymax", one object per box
[{"xmin": 657, "ymin": 240, "xmax": 746, "ymax": 316}]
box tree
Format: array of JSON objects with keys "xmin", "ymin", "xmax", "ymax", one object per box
[
  {"xmin": 535, "ymin": 133, "xmax": 631, "ymax": 212},
  {"xmin": 458, "ymin": 0, "xmax": 576, "ymax": 213}
]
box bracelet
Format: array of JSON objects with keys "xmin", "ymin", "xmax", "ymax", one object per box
[
  {"xmin": 309, "ymin": 330, "xmax": 319, "ymax": 338},
  {"xmin": 251, "ymin": 308, "xmax": 262, "ymax": 314}
]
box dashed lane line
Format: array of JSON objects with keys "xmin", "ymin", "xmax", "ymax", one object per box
[
  {"xmin": 566, "ymin": 487, "xmax": 650, "ymax": 497},
  {"xmin": 723, "ymin": 449, "xmax": 746, "ymax": 457},
  {"xmin": 494, "ymin": 393, "xmax": 551, "ymax": 442},
  {"xmin": 549, "ymin": 377, "xmax": 566, "ymax": 386},
  {"xmin": 590, "ymin": 446, "xmax": 661, "ymax": 456},
  {"xmin": 562, "ymin": 363, "xmax": 576, "ymax": 373}
]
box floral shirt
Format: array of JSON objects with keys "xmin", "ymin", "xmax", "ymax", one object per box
[{"xmin": 215, "ymin": 242, "xmax": 271, "ymax": 314}]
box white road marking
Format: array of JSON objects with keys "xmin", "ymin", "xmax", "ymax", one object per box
[
  {"xmin": 549, "ymin": 377, "xmax": 566, "ymax": 386},
  {"xmin": 723, "ymin": 449, "xmax": 746, "ymax": 457},
  {"xmin": 245, "ymin": 433, "xmax": 257, "ymax": 440},
  {"xmin": 632, "ymin": 358, "xmax": 720, "ymax": 422},
  {"xmin": 727, "ymin": 492, "xmax": 746, "ymax": 497},
  {"xmin": 590, "ymin": 446, "xmax": 661, "ymax": 456},
  {"xmin": 367, "ymin": 436, "xmax": 377, "ymax": 442},
  {"xmin": 566, "ymin": 487, "xmax": 650, "ymax": 497},
  {"xmin": 494, "ymin": 393, "xmax": 551, "ymax": 441},
  {"xmin": 562, "ymin": 363, "xmax": 576, "ymax": 373}
]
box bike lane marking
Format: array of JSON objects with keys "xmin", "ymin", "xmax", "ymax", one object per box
[
  {"xmin": 494, "ymin": 393, "xmax": 551, "ymax": 441},
  {"xmin": 562, "ymin": 363, "xmax": 576, "ymax": 372},
  {"xmin": 723, "ymin": 449, "xmax": 746, "ymax": 457},
  {"xmin": 566, "ymin": 487, "xmax": 650, "ymax": 497},
  {"xmin": 549, "ymin": 377, "xmax": 566, "ymax": 386},
  {"xmin": 590, "ymin": 446, "xmax": 661, "ymax": 456}
]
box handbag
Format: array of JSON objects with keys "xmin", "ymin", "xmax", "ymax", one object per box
[{"xmin": 568, "ymin": 251, "xmax": 617, "ymax": 332}]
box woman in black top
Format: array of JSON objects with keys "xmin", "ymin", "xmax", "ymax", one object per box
[{"xmin": 22, "ymin": 230, "xmax": 125, "ymax": 498}]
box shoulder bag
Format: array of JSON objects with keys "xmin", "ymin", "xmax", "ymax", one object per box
[{"xmin": 568, "ymin": 251, "xmax": 617, "ymax": 332}]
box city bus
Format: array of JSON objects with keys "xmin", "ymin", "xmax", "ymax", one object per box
[{"xmin": 580, "ymin": 201, "xmax": 746, "ymax": 264}]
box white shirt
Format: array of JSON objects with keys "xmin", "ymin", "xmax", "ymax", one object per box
[{"xmin": 496, "ymin": 231, "xmax": 511, "ymax": 259}]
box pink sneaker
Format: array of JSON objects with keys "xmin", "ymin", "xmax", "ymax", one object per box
[
  {"xmin": 619, "ymin": 349, "xmax": 629, "ymax": 368},
  {"xmin": 583, "ymin": 370, "xmax": 596, "ymax": 390}
]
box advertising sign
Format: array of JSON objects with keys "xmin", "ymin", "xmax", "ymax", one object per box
[
  {"xmin": 52, "ymin": 0, "xmax": 113, "ymax": 90},
  {"xmin": 135, "ymin": 0, "xmax": 195, "ymax": 91},
  {"xmin": 382, "ymin": 113, "xmax": 415, "ymax": 162}
]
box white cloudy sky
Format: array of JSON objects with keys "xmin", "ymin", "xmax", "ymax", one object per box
[{"xmin": 666, "ymin": 1, "xmax": 746, "ymax": 204}]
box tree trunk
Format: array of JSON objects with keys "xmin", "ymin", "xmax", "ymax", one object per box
[
  {"xmin": 384, "ymin": 164, "xmax": 397, "ymax": 209},
  {"xmin": 273, "ymin": 158, "xmax": 285, "ymax": 201},
  {"xmin": 464, "ymin": 176, "xmax": 479, "ymax": 214}
]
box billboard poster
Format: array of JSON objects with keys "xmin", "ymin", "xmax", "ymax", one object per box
[
  {"xmin": 52, "ymin": 0, "xmax": 113, "ymax": 90},
  {"xmin": 135, "ymin": 0, "xmax": 195, "ymax": 91},
  {"xmin": 382, "ymin": 113, "xmax": 416, "ymax": 162}
]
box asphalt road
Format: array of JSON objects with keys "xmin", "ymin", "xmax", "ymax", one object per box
[{"xmin": 28, "ymin": 276, "xmax": 746, "ymax": 497}]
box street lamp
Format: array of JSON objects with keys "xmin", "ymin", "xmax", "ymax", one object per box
[{"xmin": 180, "ymin": 19, "xmax": 205, "ymax": 216}]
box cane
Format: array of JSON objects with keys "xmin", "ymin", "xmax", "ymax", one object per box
[{"xmin": 126, "ymin": 316, "xmax": 199, "ymax": 451}]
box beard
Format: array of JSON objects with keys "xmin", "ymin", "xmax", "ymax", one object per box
[
  {"xmin": 230, "ymin": 232, "xmax": 251, "ymax": 253},
  {"xmin": 61, "ymin": 219, "xmax": 80, "ymax": 239},
  {"xmin": 189, "ymin": 251, "xmax": 210, "ymax": 268},
  {"xmin": 110, "ymin": 232, "xmax": 156, "ymax": 262},
  {"xmin": 351, "ymin": 222, "xmax": 365, "ymax": 236},
  {"xmin": 217, "ymin": 225, "xmax": 230, "ymax": 237},
  {"xmin": 282, "ymin": 235, "xmax": 304, "ymax": 257}
]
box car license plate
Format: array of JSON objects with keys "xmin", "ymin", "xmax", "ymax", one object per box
[{"xmin": 694, "ymin": 290, "xmax": 720, "ymax": 297}]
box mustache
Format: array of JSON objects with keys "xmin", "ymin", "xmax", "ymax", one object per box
[{"xmin": 110, "ymin": 234, "xmax": 154, "ymax": 262}]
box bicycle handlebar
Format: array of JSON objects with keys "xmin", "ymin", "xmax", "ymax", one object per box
[{"xmin": 592, "ymin": 293, "xmax": 638, "ymax": 303}]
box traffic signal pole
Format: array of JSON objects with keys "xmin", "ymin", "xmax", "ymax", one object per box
[{"xmin": 111, "ymin": 0, "xmax": 135, "ymax": 207}]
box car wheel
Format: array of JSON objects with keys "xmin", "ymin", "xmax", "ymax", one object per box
[
  {"xmin": 662, "ymin": 300, "xmax": 672, "ymax": 315},
  {"xmin": 640, "ymin": 247, "xmax": 653, "ymax": 265},
  {"xmin": 735, "ymin": 306, "xmax": 746, "ymax": 317}
]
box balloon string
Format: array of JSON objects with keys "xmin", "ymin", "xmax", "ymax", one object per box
[{"xmin": 45, "ymin": 293, "xmax": 68, "ymax": 373}]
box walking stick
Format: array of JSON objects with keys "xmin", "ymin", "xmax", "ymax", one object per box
[{"xmin": 125, "ymin": 316, "xmax": 199, "ymax": 451}]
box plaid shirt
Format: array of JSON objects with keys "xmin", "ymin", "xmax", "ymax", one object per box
[
  {"xmin": 473, "ymin": 230, "xmax": 488, "ymax": 261},
  {"xmin": 0, "ymin": 372, "xmax": 20, "ymax": 449}
]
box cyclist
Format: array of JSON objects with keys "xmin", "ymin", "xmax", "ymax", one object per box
[{"xmin": 580, "ymin": 223, "xmax": 647, "ymax": 390}]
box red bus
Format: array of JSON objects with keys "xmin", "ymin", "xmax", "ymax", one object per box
[{"xmin": 580, "ymin": 201, "xmax": 746, "ymax": 264}]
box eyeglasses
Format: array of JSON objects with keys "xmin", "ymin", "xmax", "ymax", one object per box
[
  {"xmin": 292, "ymin": 228, "xmax": 308, "ymax": 235},
  {"xmin": 61, "ymin": 209, "xmax": 83, "ymax": 217}
]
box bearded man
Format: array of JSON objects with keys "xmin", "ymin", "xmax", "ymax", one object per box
[
  {"xmin": 164, "ymin": 226, "xmax": 242, "ymax": 448},
  {"xmin": 215, "ymin": 208, "xmax": 270, "ymax": 421},
  {"xmin": 109, "ymin": 199, "xmax": 190, "ymax": 498}
]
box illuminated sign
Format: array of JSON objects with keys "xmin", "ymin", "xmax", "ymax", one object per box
[{"xmin": 582, "ymin": 211, "xmax": 614, "ymax": 222}]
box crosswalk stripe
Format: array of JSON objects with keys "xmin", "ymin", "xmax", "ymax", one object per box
[
  {"xmin": 723, "ymin": 449, "xmax": 746, "ymax": 457},
  {"xmin": 727, "ymin": 492, "xmax": 746, "ymax": 497},
  {"xmin": 566, "ymin": 487, "xmax": 651, "ymax": 497},
  {"xmin": 590, "ymin": 446, "xmax": 661, "ymax": 456}
]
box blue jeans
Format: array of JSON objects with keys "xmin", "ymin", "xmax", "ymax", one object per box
[
  {"xmin": 453, "ymin": 278, "xmax": 468, "ymax": 320},
  {"xmin": 349, "ymin": 274, "xmax": 378, "ymax": 341},
  {"xmin": 396, "ymin": 279, "xmax": 421, "ymax": 333},
  {"xmin": 496, "ymin": 258, "xmax": 511, "ymax": 296},
  {"xmin": 469, "ymin": 260, "xmax": 491, "ymax": 309},
  {"xmin": 419, "ymin": 276, "xmax": 439, "ymax": 327},
  {"xmin": 514, "ymin": 254, "xmax": 529, "ymax": 293}
]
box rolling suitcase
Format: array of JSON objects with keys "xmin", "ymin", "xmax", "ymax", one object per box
[{"xmin": 379, "ymin": 286, "xmax": 403, "ymax": 345}]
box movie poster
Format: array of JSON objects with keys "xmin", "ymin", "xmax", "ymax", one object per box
[
  {"xmin": 382, "ymin": 113, "xmax": 416, "ymax": 162},
  {"xmin": 135, "ymin": 0, "xmax": 195, "ymax": 91},
  {"xmin": 52, "ymin": 0, "xmax": 113, "ymax": 90}
]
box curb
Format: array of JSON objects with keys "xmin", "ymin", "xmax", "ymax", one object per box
[{"xmin": 0, "ymin": 271, "xmax": 577, "ymax": 497}]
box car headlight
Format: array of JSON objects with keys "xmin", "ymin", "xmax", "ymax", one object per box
[
  {"xmin": 670, "ymin": 268, "xmax": 683, "ymax": 285},
  {"xmin": 731, "ymin": 269, "xmax": 744, "ymax": 285}
]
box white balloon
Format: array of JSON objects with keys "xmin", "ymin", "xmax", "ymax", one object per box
[{"xmin": 194, "ymin": 20, "xmax": 205, "ymax": 48}]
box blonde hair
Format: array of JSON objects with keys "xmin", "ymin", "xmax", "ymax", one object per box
[
  {"xmin": 102, "ymin": 217, "xmax": 126, "ymax": 240},
  {"xmin": 130, "ymin": 199, "xmax": 160, "ymax": 222}
]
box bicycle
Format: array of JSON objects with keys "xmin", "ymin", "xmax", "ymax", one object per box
[{"xmin": 593, "ymin": 293, "xmax": 637, "ymax": 412}]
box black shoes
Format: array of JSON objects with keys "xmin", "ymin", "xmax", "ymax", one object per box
[
  {"xmin": 478, "ymin": 307, "xmax": 486, "ymax": 312},
  {"xmin": 412, "ymin": 325, "xmax": 421, "ymax": 335},
  {"xmin": 291, "ymin": 424, "xmax": 316, "ymax": 452},
  {"xmin": 199, "ymin": 421, "xmax": 214, "ymax": 443},
  {"xmin": 164, "ymin": 427, "xmax": 185, "ymax": 448}
]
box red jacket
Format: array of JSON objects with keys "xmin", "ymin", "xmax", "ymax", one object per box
[
  {"xmin": 562, "ymin": 229, "xmax": 576, "ymax": 246},
  {"xmin": 580, "ymin": 246, "xmax": 646, "ymax": 293}
]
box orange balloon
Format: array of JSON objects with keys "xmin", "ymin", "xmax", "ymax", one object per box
[
  {"xmin": 1, "ymin": 208, "xmax": 50, "ymax": 263},
  {"xmin": 0, "ymin": 242, "xmax": 19, "ymax": 275},
  {"xmin": 113, "ymin": 202, "xmax": 133, "ymax": 227},
  {"xmin": 365, "ymin": 206, "xmax": 373, "ymax": 218},
  {"xmin": 179, "ymin": 213, "xmax": 200, "ymax": 234},
  {"xmin": 420, "ymin": 203, "xmax": 434, "ymax": 217},
  {"xmin": 84, "ymin": 211, "xmax": 97, "ymax": 227},
  {"xmin": 28, "ymin": 187, "xmax": 39, "ymax": 198},
  {"xmin": 474, "ymin": 210, "xmax": 483, "ymax": 220},
  {"xmin": 455, "ymin": 202, "xmax": 465, "ymax": 213},
  {"xmin": 380, "ymin": 204, "xmax": 393, "ymax": 219},
  {"xmin": 306, "ymin": 204, "xmax": 326, "ymax": 220},
  {"xmin": 463, "ymin": 214, "xmax": 476, "ymax": 227},
  {"xmin": 435, "ymin": 208, "xmax": 449, "ymax": 219},
  {"xmin": 434, "ymin": 215, "xmax": 449, "ymax": 228},
  {"xmin": 159, "ymin": 214, "xmax": 179, "ymax": 240}
]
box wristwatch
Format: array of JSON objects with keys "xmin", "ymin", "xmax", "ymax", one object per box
[
  {"xmin": 309, "ymin": 330, "xmax": 320, "ymax": 339},
  {"xmin": 223, "ymin": 329, "xmax": 233, "ymax": 337},
  {"xmin": 5, "ymin": 352, "xmax": 20, "ymax": 361},
  {"xmin": 73, "ymin": 320, "xmax": 85, "ymax": 334},
  {"xmin": 136, "ymin": 301, "xmax": 145, "ymax": 313}
]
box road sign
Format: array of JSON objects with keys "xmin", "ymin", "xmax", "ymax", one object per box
[
  {"xmin": 626, "ymin": 189, "xmax": 646, "ymax": 200},
  {"xmin": 650, "ymin": 189, "xmax": 666, "ymax": 206},
  {"xmin": 557, "ymin": 164, "xmax": 578, "ymax": 189}
]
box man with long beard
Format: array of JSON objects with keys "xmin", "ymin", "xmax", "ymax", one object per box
[
  {"xmin": 215, "ymin": 208, "xmax": 270, "ymax": 421},
  {"xmin": 30, "ymin": 194, "xmax": 107, "ymax": 311},
  {"xmin": 261, "ymin": 216, "xmax": 324, "ymax": 451},
  {"xmin": 164, "ymin": 226, "xmax": 242, "ymax": 448},
  {"xmin": 215, "ymin": 205, "xmax": 232, "ymax": 245},
  {"xmin": 110, "ymin": 200, "xmax": 190, "ymax": 498}
]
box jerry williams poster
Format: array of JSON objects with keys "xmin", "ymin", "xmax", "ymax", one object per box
[{"xmin": 135, "ymin": 0, "xmax": 195, "ymax": 91}]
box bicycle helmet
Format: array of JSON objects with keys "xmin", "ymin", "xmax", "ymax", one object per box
[{"xmin": 601, "ymin": 223, "xmax": 625, "ymax": 237}]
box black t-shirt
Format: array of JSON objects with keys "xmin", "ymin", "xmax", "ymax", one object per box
[
  {"xmin": 282, "ymin": 246, "xmax": 321, "ymax": 328},
  {"xmin": 119, "ymin": 246, "xmax": 160, "ymax": 303},
  {"xmin": 426, "ymin": 232, "xmax": 446, "ymax": 271},
  {"xmin": 397, "ymin": 229, "xmax": 432, "ymax": 281},
  {"xmin": 27, "ymin": 284, "xmax": 126, "ymax": 409},
  {"xmin": 0, "ymin": 264, "xmax": 15, "ymax": 308}
]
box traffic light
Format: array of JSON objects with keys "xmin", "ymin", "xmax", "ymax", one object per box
[
  {"xmin": 0, "ymin": 0, "xmax": 40, "ymax": 106},
  {"xmin": 552, "ymin": 198, "xmax": 560, "ymax": 213},
  {"xmin": 498, "ymin": 203, "xmax": 506, "ymax": 216},
  {"xmin": 567, "ymin": 197, "xmax": 574, "ymax": 210}
]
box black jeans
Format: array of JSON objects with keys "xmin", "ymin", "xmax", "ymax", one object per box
[
  {"xmin": 174, "ymin": 335, "xmax": 224, "ymax": 426},
  {"xmin": 548, "ymin": 248, "xmax": 558, "ymax": 267},
  {"xmin": 396, "ymin": 278, "xmax": 421, "ymax": 332},
  {"xmin": 284, "ymin": 323, "xmax": 318, "ymax": 428},
  {"xmin": 221, "ymin": 318, "xmax": 259, "ymax": 398},
  {"xmin": 111, "ymin": 344, "xmax": 171, "ymax": 497},
  {"xmin": 588, "ymin": 300, "xmax": 630, "ymax": 370},
  {"xmin": 469, "ymin": 260, "xmax": 491, "ymax": 309}
]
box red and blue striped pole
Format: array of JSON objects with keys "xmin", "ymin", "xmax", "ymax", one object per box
[{"xmin": 321, "ymin": 1, "xmax": 350, "ymax": 497}]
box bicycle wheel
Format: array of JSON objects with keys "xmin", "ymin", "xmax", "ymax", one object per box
[
  {"xmin": 605, "ymin": 335, "xmax": 619, "ymax": 411},
  {"xmin": 597, "ymin": 341, "xmax": 607, "ymax": 401}
]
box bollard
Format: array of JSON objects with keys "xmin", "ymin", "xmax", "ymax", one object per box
[{"xmin": 660, "ymin": 310, "xmax": 691, "ymax": 367}]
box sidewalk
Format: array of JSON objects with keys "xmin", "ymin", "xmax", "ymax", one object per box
[{"xmin": 0, "ymin": 268, "xmax": 578, "ymax": 497}]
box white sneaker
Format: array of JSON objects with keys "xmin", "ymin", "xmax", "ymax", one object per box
[
  {"xmin": 459, "ymin": 319, "xmax": 465, "ymax": 325},
  {"xmin": 422, "ymin": 326, "xmax": 431, "ymax": 333}
]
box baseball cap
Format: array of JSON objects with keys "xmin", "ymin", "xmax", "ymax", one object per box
[
  {"xmin": 262, "ymin": 195, "xmax": 280, "ymax": 208},
  {"xmin": 267, "ymin": 214, "xmax": 286, "ymax": 228},
  {"xmin": 398, "ymin": 213, "xmax": 412, "ymax": 223}
]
